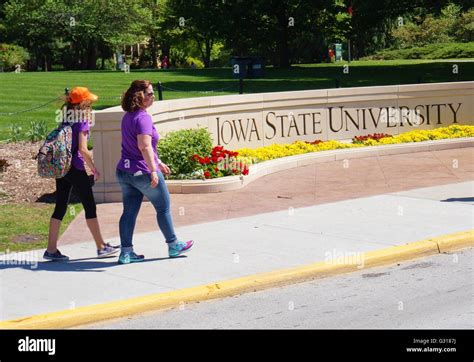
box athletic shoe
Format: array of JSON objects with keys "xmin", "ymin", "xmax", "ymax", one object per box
[
  {"xmin": 105, "ymin": 242, "xmax": 121, "ymax": 249},
  {"xmin": 118, "ymin": 251, "xmax": 145, "ymax": 264},
  {"xmin": 43, "ymin": 249, "xmax": 70, "ymax": 261},
  {"xmin": 168, "ymin": 240, "xmax": 194, "ymax": 258},
  {"xmin": 97, "ymin": 244, "xmax": 120, "ymax": 258}
]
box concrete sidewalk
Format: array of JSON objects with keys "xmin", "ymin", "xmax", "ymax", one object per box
[
  {"xmin": 59, "ymin": 147, "xmax": 474, "ymax": 245},
  {"xmin": 0, "ymin": 181, "xmax": 472, "ymax": 323}
]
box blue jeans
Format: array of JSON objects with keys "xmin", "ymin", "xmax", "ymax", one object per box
[{"xmin": 116, "ymin": 169, "xmax": 177, "ymax": 250}]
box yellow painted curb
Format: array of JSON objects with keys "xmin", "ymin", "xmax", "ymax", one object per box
[
  {"xmin": 0, "ymin": 229, "xmax": 472, "ymax": 330},
  {"xmin": 429, "ymin": 230, "xmax": 473, "ymax": 253}
]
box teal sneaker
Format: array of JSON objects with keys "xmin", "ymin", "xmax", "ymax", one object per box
[
  {"xmin": 118, "ymin": 251, "xmax": 145, "ymax": 264},
  {"xmin": 168, "ymin": 240, "xmax": 194, "ymax": 258}
]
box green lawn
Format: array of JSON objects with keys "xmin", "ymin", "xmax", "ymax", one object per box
[
  {"xmin": 0, "ymin": 59, "xmax": 472, "ymax": 141},
  {"xmin": 0, "ymin": 202, "xmax": 83, "ymax": 252}
]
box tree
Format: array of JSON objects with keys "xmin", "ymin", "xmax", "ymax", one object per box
[
  {"xmin": 167, "ymin": 0, "xmax": 225, "ymax": 68},
  {"xmin": 0, "ymin": 0, "xmax": 6, "ymax": 42},
  {"xmin": 349, "ymin": 0, "xmax": 472, "ymax": 58},
  {"xmin": 141, "ymin": 0, "xmax": 182, "ymax": 69},
  {"xmin": 3, "ymin": 0, "xmax": 61, "ymax": 70},
  {"xmin": 219, "ymin": 0, "xmax": 339, "ymax": 67},
  {"xmin": 60, "ymin": 0, "xmax": 150, "ymax": 70},
  {"xmin": 455, "ymin": 7, "xmax": 474, "ymax": 42},
  {"xmin": 3, "ymin": 0, "xmax": 151, "ymax": 70}
]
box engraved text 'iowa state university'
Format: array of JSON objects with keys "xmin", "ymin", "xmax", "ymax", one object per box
[{"xmin": 215, "ymin": 103, "xmax": 462, "ymax": 145}]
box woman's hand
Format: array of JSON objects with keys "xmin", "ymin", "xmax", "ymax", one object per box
[
  {"xmin": 93, "ymin": 167, "xmax": 101, "ymax": 182},
  {"xmin": 159, "ymin": 162, "xmax": 171, "ymax": 176},
  {"xmin": 150, "ymin": 171, "xmax": 159, "ymax": 188}
]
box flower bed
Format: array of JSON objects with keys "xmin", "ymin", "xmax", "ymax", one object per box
[
  {"xmin": 192, "ymin": 146, "xmax": 249, "ymax": 179},
  {"xmin": 236, "ymin": 140, "xmax": 359, "ymax": 162},
  {"xmin": 236, "ymin": 125, "xmax": 473, "ymax": 163},
  {"xmin": 164, "ymin": 125, "xmax": 473, "ymax": 180},
  {"xmin": 358, "ymin": 125, "xmax": 474, "ymax": 146},
  {"xmin": 352, "ymin": 133, "xmax": 392, "ymax": 144}
]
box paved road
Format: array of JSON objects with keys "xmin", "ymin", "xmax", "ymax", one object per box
[{"xmin": 82, "ymin": 247, "xmax": 474, "ymax": 329}]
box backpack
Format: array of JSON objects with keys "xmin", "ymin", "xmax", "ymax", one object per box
[{"xmin": 37, "ymin": 123, "xmax": 73, "ymax": 178}]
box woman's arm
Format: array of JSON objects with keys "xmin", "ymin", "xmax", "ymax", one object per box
[
  {"xmin": 137, "ymin": 134, "xmax": 158, "ymax": 187},
  {"xmin": 78, "ymin": 131, "xmax": 100, "ymax": 181}
]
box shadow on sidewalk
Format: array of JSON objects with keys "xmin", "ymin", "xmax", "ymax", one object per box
[
  {"xmin": 0, "ymin": 255, "xmax": 187, "ymax": 272},
  {"xmin": 441, "ymin": 197, "xmax": 474, "ymax": 203}
]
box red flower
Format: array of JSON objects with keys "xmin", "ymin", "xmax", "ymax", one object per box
[
  {"xmin": 305, "ymin": 140, "xmax": 323, "ymax": 145},
  {"xmin": 352, "ymin": 133, "xmax": 391, "ymax": 143},
  {"xmin": 242, "ymin": 167, "xmax": 249, "ymax": 176},
  {"xmin": 214, "ymin": 167, "xmax": 219, "ymax": 173},
  {"xmin": 204, "ymin": 171, "xmax": 211, "ymax": 179}
]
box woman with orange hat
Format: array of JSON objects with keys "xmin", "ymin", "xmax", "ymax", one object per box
[{"xmin": 44, "ymin": 87, "xmax": 119, "ymax": 261}]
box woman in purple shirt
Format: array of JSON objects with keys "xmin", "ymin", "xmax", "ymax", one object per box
[
  {"xmin": 44, "ymin": 87, "xmax": 119, "ymax": 261},
  {"xmin": 116, "ymin": 80, "xmax": 194, "ymax": 264}
]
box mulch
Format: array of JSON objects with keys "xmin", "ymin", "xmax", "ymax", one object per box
[{"xmin": 0, "ymin": 141, "xmax": 87, "ymax": 204}]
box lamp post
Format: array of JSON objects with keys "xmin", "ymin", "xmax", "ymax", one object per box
[{"xmin": 348, "ymin": 1, "xmax": 353, "ymax": 63}]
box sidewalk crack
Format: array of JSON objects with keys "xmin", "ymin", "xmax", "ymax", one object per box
[{"xmin": 105, "ymin": 272, "xmax": 180, "ymax": 290}]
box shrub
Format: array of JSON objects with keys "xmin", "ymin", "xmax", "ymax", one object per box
[
  {"xmin": 157, "ymin": 127, "xmax": 213, "ymax": 177},
  {"xmin": 8, "ymin": 123, "xmax": 23, "ymax": 143},
  {"xmin": 391, "ymin": 4, "xmax": 462, "ymax": 48},
  {"xmin": 0, "ymin": 44, "xmax": 30, "ymax": 71},
  {"xmin": 96, "ymin": 58, "xmax": 116, "ymax": 71},
  {"xmin": 26, "ymin": 121, "xmax": 48, "ymax": 142},
  {"xmin": 363, "ymin": 42, "xmax": 474, "ymax": 60},
  {"xmin": 184, "ymin": 56, "xmax": 205, "ymax": 69}
]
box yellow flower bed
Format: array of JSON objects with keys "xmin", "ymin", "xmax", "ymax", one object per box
[
  {"xmin": 236, "ymin": 125, "xmax": 473, "ymax": 163},
  {"xmin": 362, "ymin": 125, "xmax": 474, "ymax": 146},
  {"xmin": 237, "ymin": 140, "xmax": 361, "ymax": 162}
]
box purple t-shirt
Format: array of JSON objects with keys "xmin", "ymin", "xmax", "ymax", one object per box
[
  {"xmin": 116, "ymin": 109, "xmax": 160, "ymax": 174},
  {"xmin": 67, "ymin": 121, "xmax": 90, "ymax": 171}
]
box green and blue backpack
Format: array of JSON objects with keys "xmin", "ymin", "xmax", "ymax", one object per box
[{"xmin": 37, "ymin": 123, "xmax": 73, "ymax": 178}]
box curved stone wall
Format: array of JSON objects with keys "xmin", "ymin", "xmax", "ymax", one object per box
[{"xmin": 92, "ymin": 81, "xmax": 473, "ymax": 202}]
